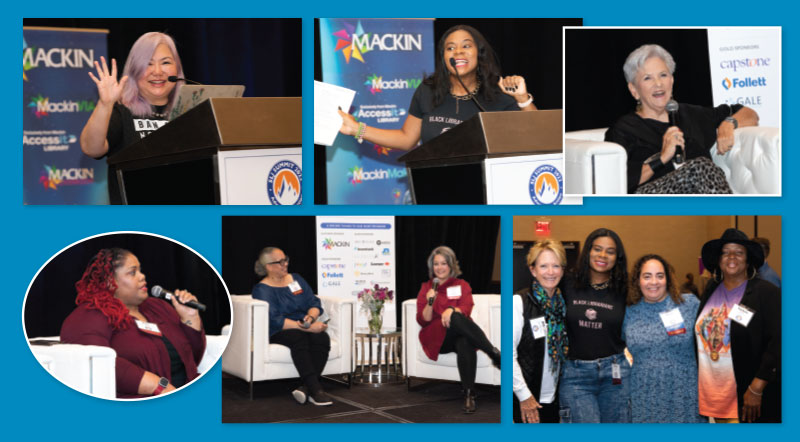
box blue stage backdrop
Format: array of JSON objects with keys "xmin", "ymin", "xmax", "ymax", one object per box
[
  {"xmin": 320, "ymin": 18, "xmax": 433, "ymax": 205},
  {"xmin": 23, "ymin": 27, "xmax": 109, "ymax": 205}
]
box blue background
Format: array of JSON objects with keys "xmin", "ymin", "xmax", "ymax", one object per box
[{"xmin": 8, "ymin": 1, "xmax": 791, "ymax": 437}]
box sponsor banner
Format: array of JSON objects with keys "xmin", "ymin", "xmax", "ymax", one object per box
[
  {"xmin": 316, "ymin": 216, "xmax": 396, "ymax": 330},
  {"xmin": 23, "ymin": 27, "xmax": 109, "ymax": 204},
  {"xmin": 217, "ymin": 147, "xmax": 302, "ymax": 205},
  {"xmin": 707, "ymin": 27, "xmax": 780, "ymax": 128},
  {"xmin": 320, "ymin": 18, "xmax": 434, "ymax": 204}
]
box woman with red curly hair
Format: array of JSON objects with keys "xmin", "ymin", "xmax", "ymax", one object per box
[{"xmin": 60, "ymin": 248, "xmax": 206, "ymax": 398}]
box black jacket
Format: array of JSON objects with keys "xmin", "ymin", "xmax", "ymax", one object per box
[{"xmin": 697, "ymin": 277, "xmax": 781, "ymax": 422}]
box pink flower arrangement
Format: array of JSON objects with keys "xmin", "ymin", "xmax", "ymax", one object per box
[{"xmin": 358, "ymin": 284, "xmax": 394, "ymax": 315}]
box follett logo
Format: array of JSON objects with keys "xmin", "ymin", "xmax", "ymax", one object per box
[
  {"xmin": 266, "ymin": 160, "xmax": 302, "ymax": 205},
  {"xmin": 529, "ymin": 164, "xmax": 563, "ymax": 205},
  {"xmin": 28, "ymin": 95, "xmax": 96, "ymax": 118},
  {"xmin": 721, "ymin": 76, "xmax": 767, "ymax": 90},
  {"xmin": 39, "ymin": 165, "xmax": 95, "ymax": 190},
  {"xmin": 332, "ymin": 21, "xmax": 423, "ymax": 64}
]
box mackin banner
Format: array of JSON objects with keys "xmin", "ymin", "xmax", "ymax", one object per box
[
  {"xmin": 319, "ymin": 18, "xmax": 434, "ymax": 205},
  {"xmin": 23, "ymin": 27, "xmax": 109, "ymax": 205}
]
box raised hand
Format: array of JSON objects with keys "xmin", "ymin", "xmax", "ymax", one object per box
[
  {"xmin": 88, "ymin": 56, "xmax": 129, "ymax": 106},
  {"xmin": 498, "ymin": 75, "xmax": 529, "ymax": 102}
]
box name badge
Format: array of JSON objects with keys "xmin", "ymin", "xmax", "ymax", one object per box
[
  {"xmin": 288, "ymin": 280, "xmax": 302, "ymax": 295},
  {"xmin": 135, "ymin": 320, "xmax": 162, "ymax": 337},
  {"xmin": 659, "ymin": 307, "xmax": 686, "ymax": 335},
  {"xmin": 530, "ymin": 316, "xmax": 547, "ymax": 339},
  {"xmin": 446, "ymin": 286, "xmax": 462, "ymax": 299},
  {"xmin": 728, "ymin": 303, "xmax": 755, "ymax": 327}
]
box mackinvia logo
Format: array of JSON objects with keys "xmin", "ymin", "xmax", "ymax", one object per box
[
  {"xmin": 28, "ymin": 95, "xmax": 96, "ymax": 118},
  {"xmin": 333, "ymin": 21, "xmax": 422, "ymax": 63},
  {"xmin": 347, "ymin": 166, "xmax": 407, "ymax": 185},
  {"xmin": 365, "ymin": 74, "xmax": 422, "ymax": 94}
]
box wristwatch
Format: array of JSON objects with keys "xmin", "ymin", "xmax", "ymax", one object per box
[
  {"xmin": 153, "ymin": 376, "xmax": 169, "ymax": 395},
  {"xmin": 646, "ymin": 156, "xmax": 665, "ymax": 172},
  {"xmin": 725, "ymin": 116, "xmax": 739, "ymax": 129},
  {"xmin": 427, "ymin": 297, "xmax": 435, "ymax": 306}
]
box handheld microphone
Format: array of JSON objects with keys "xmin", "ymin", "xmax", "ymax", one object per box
[
  {"xmin": 151, "ymin": 285, "xmax": 207, "ymax": 312},
  {"xmin": 432, "ymin": 277, "xmax": 440, "ymax": 291},
  {"xmin": 167, "ymin": 76, "xmax": 203, "ymax": 85},
  {"xmin": 666, "ymin": 100, "xmax": 684, "ymax": 164},
  {"xmin": 449, "ymin": 57, "xmax": 486, "ymax": 112}
]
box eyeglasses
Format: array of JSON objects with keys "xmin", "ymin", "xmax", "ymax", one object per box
[{"xmin": 267, "ymin": 256, "xmax": 290, "ymax": 266}]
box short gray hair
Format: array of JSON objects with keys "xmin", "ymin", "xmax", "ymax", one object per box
[
  {"xmin": 254, "ymin": 247, "xmax": 281, "ymax": 277},
  {"xmin": 427, "ymin": 246, "xmax": 462, "ymax": 280},
  {"xmin": 623, "ymin": 44, "xmax": 676, "ymax": 83}
]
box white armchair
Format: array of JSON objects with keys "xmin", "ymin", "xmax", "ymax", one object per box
[
  {"xmin": 564, "ymin": 127, "xmax": 780, "ymax": 195},
  {"xmin": 402, "ymin": 294, "xmax": 501, "ymax": 387},
  {"xmin": 32, "ymin": 331, "xmax": 229, "ymax": 399},
  {"xmin": 222, "ymin": 294, "xmax": 354, "ymax": 399}
]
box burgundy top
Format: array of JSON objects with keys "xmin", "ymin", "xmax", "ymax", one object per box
[
  {"xmin": 416, "ymin": 278, "xmax": 474, "ymax": 361},
  {"xmin": 60, "ymin": 297, "xmax": 206, "ymax": 398}
]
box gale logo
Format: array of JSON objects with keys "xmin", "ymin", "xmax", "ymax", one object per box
[
  {"xmin": 529, "ymin": 165, "xmax": 563, "ymax": 205},
  {"xmin": 266, "ymin": 160, "xmax": 302, "ymax": 205}
]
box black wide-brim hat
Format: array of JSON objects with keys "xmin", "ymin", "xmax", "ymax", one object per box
[{"xmin": 701, "ymin": 228, "xmax": 764, "ymax": 273}]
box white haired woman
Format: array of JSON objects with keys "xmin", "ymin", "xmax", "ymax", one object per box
[{"xmin": 605, "ymin": 44, "xmax": 759, "ymax": 194}]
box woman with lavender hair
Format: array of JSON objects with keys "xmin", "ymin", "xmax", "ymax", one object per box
[{"xmin": 79, "ymin": 32, "xmax": 185, "ymax": 204}]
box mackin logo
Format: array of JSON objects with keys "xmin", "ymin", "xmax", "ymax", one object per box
[
  {"xmin": 23, "ymin": 41, "xmax": 95, "ymax": 81},
  {"xmin": 322, "ymin": 238, "xmax": 351, "ymax": 250},
  {"xmin": 39, "ymin": 165, "xmax": 95, "ymax": 190},
  {"xmin": 28, "ymin": 95, "xmax": 96, "ymax": 118},
  {"xmin": 266, "ymin": 160, "xmax": 302, "ymax": 205},
  {"xmin": 364, "ymin": 74, "xmax": 422, "ymax": 94},
  {"xmin": 529, "ymin": 164, "xmax": 563, "ymax": 205},
  {"xmin": 332, "ymin": 21, "xmax": 423, "ymax": 64},
  {"xmin": 347, "ymin": 165, "xmax": 407, "ymax": 185}
]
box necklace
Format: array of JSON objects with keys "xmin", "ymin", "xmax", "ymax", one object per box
[
  {"xmin": 451, "ymin": 79, "xmax": 481, "ymax": 114},
  {"xmin": 590, "ymin": 280, "xmax": 609, "ymax": 290}
]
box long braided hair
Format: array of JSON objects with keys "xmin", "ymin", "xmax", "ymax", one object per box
[{"xmin": 74, "ymin": 248, "xmax": 134, "ymax": 330}]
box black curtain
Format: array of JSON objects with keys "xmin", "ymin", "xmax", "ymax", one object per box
[
  {"xmin": 221, "ymin": 216, "xmax": 319, "ymax": 296},
  {"xmin": 565, "ymin": 28, "xmax": 712, "ymax": 131},
  {"xmin": 220, "ymin": 216, "xmax": 500, "ymax": 325},
  {"xmin": 314, "ymin": 18, "xmax": 581, "ymax": 204},
  {"xmin": 22, "ymin": 18, "xmax": 302, "ymax": 98},
  {"xmin": 24, "ymin": 233, "xmax": 230, "ymax": 338}
]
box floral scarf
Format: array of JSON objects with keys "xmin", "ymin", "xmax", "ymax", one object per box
[{"xmin": 531, "ymin": 281, "xmax": 568, "ymax": 371}]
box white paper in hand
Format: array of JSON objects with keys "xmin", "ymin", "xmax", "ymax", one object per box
[{"xmin": 314, "ymin": 81, "xmax": 356, "ymax": 146}]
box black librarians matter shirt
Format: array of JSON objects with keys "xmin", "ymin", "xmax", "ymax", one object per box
[
  {"xmin": 408, "ymin": 83, "xmax": 519, "ymax": 144},
  {"xmin": 563, "ymin": 282, "xmax": 627, "ymax": 360},
  {"xmin": 102, "ymin": 103, "xmax": 168, "ymax": 204}
]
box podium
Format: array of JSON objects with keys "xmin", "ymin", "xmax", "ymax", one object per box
[
  {"xmin": 398, "ymin": 110, "xmax": 563, "ymax": 204},
  {"xmin": 108, "ymin": 97, "xmax": 302, "ymax": 205}
]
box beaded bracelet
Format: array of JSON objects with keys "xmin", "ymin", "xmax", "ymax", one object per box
[{"xmin": 355, "ymin": 122, "xmax": 366, "ymax": 144}]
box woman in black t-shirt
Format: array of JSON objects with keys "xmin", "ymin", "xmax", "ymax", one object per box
[
  {"xmin": 338, "ymin": 24, "xmax": 537, "ymax": 149},
  {"xmin": 604, "ymin": 44, "xmax": 759, "ymax": 194},
  {"xmin": 79, "ymin": 32, "xmax": 185, "ymax": 203},
  {"xmin": 559, "ymin": 228, "xmax": 631, "ymax": 423}
]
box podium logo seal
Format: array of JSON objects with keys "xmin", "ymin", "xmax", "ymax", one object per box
[
  {"xmin": 529, "ymin": 164, "xmax": 563, "ymax": 205},
  {"xmin": 267, "ymin": 160, "xmax": 302, "ymax": 205}
]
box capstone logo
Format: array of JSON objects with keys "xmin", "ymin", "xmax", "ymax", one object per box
[
  {"xmin": 39, "ymin": 165, "xmax": 95, "ymax": 190},
  {"xmin": 364, "ymin": 74, "xmax": 422, "ymax": 94},
  {"xmin": 333, "ymin": 21, "xmax": 423, "ymax": 64},
  {"xmin": 321, "ymin": 263, "xmax": 346, "ymax": 270},
  {"xmin": 28, "ymin": 95, "xmax": 96, "ymax": 118},
  {"xmin": 719, "ymin": 57, "xmax": 770, "ymax": 72},
  {"xmin": 347, "ymin": 165, "xmax": 407, "ymax": 185},
  {"xmin": 722, "ymin": 76, "xmax": 766, "ymax": 90}
]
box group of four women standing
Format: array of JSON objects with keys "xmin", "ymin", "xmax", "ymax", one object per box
[{"xmin": 513, "ymin": 228, "xmax": 780, "ymax": 423}]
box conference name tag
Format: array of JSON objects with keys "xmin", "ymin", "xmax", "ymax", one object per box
[
  {"xmin": 288, "ymin": 280, "xmax": 303, "ymax": 295},
  {"xmin": 135, "ymin": 320, "xmax": 162, "ymax": 337},
  {"xmin": 530, "ymin": 316, "xmax": 547, "ymax": 339},
  {"xmin": 446, "ymin": 286, "xmax": 462, "ymax": 299},
  {"xmin": 659, "ymin": 308, "xmax": 686, "ymax": 335},
  {"xmin": 728, "ymin": 303, "xmax": 755, "ymax": 327}
]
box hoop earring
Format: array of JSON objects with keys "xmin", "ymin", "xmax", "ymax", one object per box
[{"xmin": 747, "ymin": 267, "xmax": 757, "ymax": 280}]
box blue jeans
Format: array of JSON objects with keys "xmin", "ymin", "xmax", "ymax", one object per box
[{"xmin": 558, "ymin": 353, "xmax": 631, "ymax": 423}]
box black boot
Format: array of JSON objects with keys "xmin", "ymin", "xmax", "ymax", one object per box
[
  {"xmin": 489, "ymin": 347, "xmax": 501, "ymax": 369},
  {"xmin": 463, "ymin": 389, "xmax": 477, "ymax": 414}
]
